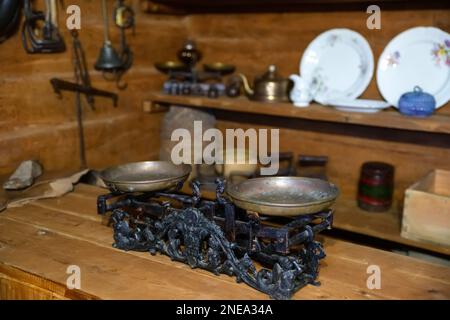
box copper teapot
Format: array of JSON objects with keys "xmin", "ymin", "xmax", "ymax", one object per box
[{"xmin": 239, "ymin": 65, "xmax": 293, "ymax": 103}]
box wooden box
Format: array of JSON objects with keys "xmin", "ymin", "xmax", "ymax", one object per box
[{"xmin": 401, "ymin": 170, "xmax": 450, "ymax": 247}]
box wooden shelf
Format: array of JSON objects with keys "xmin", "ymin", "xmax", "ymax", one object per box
[
  {"xmin": 144, "ymin": 92, "xmax": 450, "ymax": 135},
  {"xmin": 180, "ymin": 184, "xmax": 450, "ymax": 256},
  {"xmin": 333, "ymin": 197, "xmax": 450, "ymax": 256}
]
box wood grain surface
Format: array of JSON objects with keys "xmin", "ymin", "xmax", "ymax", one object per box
[
  {"xmin": 0, "ymin": 183, "xmax": 449, "ymax": 300},
  {"xmin": 0, "ymin": 0, "xmax": 184, "ymax": 175}
]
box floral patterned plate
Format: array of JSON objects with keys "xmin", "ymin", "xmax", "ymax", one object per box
[
  {"xmin": 300, "ymin": 28, "xmax": 374, "ymax": 103},
  {"xmin": 377, "ymin": 27, "xmax": 450, "ymax": 109}
]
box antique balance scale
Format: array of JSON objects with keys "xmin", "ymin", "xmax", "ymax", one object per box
[{"xmin": 97, "ymin": 161, "xmax": 338, "ymax": 300}]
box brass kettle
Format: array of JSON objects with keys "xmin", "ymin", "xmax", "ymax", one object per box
[{"xmin": 239, "ymin": 65, "xmax": 293, "ymax": 103}]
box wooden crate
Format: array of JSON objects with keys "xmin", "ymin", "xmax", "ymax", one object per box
[{"xmin": 402, "ymin": 170, "xmax": 450, "ymax": 247}]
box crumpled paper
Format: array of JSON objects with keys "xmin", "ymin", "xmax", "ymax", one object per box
[{"xmin": 0, "ymin": 169, "xmax": 89, "ymax": 212}]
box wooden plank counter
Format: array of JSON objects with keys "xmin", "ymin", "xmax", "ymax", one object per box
[{"xmin": 0, "ymin": 184, "xmax": 449, "ymax": 300}]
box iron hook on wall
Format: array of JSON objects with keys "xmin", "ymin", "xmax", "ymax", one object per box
[{"xmin": 95, "ymin": 0, "xmax": 134, "ymax": 90}]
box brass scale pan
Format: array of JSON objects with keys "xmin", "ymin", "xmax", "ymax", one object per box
[{"xmin": 100, "ymin": 162, "xmax": 339, "ymax": 217}]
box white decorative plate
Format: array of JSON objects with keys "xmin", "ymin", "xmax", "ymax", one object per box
[
  {"xmin": 325, "ymin": 98, "xmax": 391, "ymax": 113},
  {"xmin": 300, "ymin": 28, "xmax": 374, "ymax": 103},
  {"xmin": 377, "ymin": 27, "xmax": 450, "ymax": 109}
]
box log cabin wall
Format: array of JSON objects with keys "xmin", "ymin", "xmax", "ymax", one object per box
[
  {"xmin": 183, "ymin": 9, "xmax": 450, "ymax": 103},
  {"xmin": 1, "ymin": 2, "xmax": 450, "ymax": 204},
  {"xmin": 0, "ymin": 0, "xmax": 186, "ymax": 175},
  {"xmin": 175, "ymin": 9, "xmax": 450, "ymax": 203}
]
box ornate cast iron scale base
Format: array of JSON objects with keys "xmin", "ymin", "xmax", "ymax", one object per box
[{"xmin": 97, "ymin": 180, "xmax": 333, "ymax": 300}]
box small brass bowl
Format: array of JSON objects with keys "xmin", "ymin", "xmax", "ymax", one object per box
[
  {"xmin": 100, "ymin": 161, "xmax": 192, "ymax": 193},
  {"xmin": 203, "ymin": 63, "xmax": 236, "ymax": 75},
  {"xmin": 154, "ymin": 61, "xmax": 189, "ymax": 74},
  {"xmin": 226, "ymin": 177, "xmax": 339, "ymax": 217}
]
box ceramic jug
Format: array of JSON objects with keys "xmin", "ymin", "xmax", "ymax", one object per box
[{"xmin": 289, "ymin": 74, "xmax": 313, "ymax": 107}]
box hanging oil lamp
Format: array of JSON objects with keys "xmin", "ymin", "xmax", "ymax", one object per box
[{"xmin": 95, "ymin": 0, "xmax": 134, "ymax": 89}]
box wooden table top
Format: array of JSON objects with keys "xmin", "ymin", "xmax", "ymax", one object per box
[{"xmin": 0, "ymin": 184, "xmax": 449, "ymax": 300}]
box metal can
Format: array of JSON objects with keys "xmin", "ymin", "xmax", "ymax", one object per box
[{"xmin": 358, "ymin": 162, "xmax": 394, "ymax": 212}]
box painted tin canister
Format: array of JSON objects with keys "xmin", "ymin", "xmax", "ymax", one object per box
[{"xmin": 358, "ymin": 162, "xmax": 395, "ymax": 212}]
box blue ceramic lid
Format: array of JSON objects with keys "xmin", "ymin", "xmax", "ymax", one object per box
[
  {"xmin": 398, "ymin": 86, "xmax": 436, "ymax": 116},
  {"xmin": 399, "ymin": 86, "xmax": 436, "ymax": 105}
]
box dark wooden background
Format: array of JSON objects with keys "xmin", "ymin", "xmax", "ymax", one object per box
[{"xmin": 1, "ymin": 0, "xmax": 449, "ymax": 199}]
